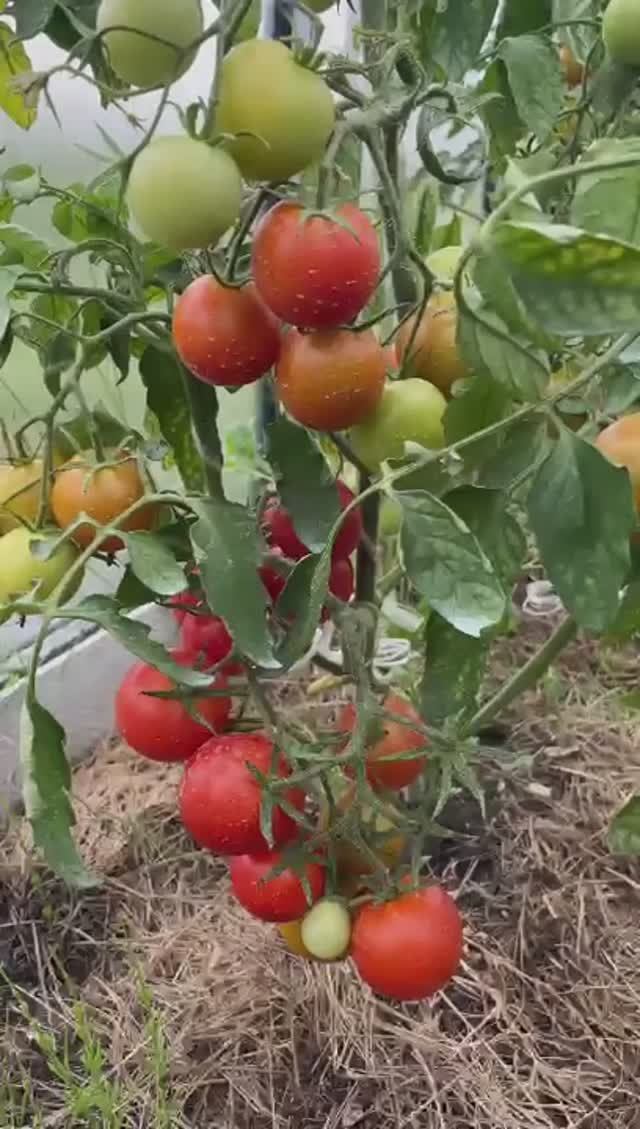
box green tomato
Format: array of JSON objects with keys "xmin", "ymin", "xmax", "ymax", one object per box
[
  {"xmin": 350, "ymin": 379, "xmax": 447, "ymax": 471},
  {"xmin": 0, "ymin": 528, "xmax": 82, "ymax": 623},
  {"xmin": 127, "ymin": 136, "xmax": 242, "ymax": 250},
  {"xmin": 216, "ymin": 39, "xmax": 335, "ymax": 183},
  {"xmin": 425, "ymin": 245, "xmax": 463, "ymax": 285},
  {"xmin": 301, "ymin": 899, "xmax": 351, "ymax": 962},
  {"xmin": 603, "ymin": 0, "xmax": 640, "ymax": 66},
  {"xmin": 379, "ymin": 496, "xmax": 403, "ymax": 537},
  {"xmin": 96, "ymin": 0, "xmax": 203, "ymax": 87}
]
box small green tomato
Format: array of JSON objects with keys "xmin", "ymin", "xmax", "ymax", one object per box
[{"xmin": 301, "ymin": 898, "xmax": 352, "ymax": 962}]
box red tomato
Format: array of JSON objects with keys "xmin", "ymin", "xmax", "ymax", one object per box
[
  {"xmin": 262, "ymin": 481, "xmax": 362, "ymax": 562},
  {"xmin": 276, "ymin": 328, "xmax": 386, "ymax": 432},
  {"xmin": 337, "ymin": 693, "xmax": 427, "ymax": 791},
  {"xmin": 230, "ymin": 849, "xmax": 326, "ymax": 922},
  {"xmin": 351, "ymin": 886, "xmax": 463, "ymax": 1001},
  {"xmin": 322, "ymin": 557, "xmax": 354, "ymax": 617},
  {"xmin": 172, "ymin": 276, "xmax": 281, "ymax": 387},
  {"xmin": 169, "ymin": 589, "xmax": 202, "ymax": 626},
  {"xmin": 180, "ymin": 613, "xmax": 233, "ymax": 667},
  {"xmin": 115, "ymin": 650, "xmax": 231, "ymax": 762},
  {"xmin": 252, "ymin": 201, "xmax": 380, "ymax": 330},
  {"xmin": 179, "ymin": 733, "xmax": 304, "ymax": 855},
  {"xmin": 259, "ymin": 547, "xmax": 287, "ymax": 604}
]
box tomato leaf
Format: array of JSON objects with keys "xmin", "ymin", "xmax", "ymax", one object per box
[
  {"xmin": 123, "ymin": 531, "xmax": 186, "ymax": 598},
  {"xmin": 500, "ymin": 0, "xmax": 552, "ymax": 36},
  {"xmin": 552, "ymin": 0, "xmax": 600, "ymax": 61},
  {"xmin": 115, "ymin": 565, "xmax": 157, "ymax": 610},
  {"xmin": 416, "ymin": 96, "xmax": 486, "ymax": 186},
  {"xmin": 444, "ymin": 372, "xmax": 512, "ymax": 458},
  {"xmin": 0, "ymin": 223, "xmax": 49, "ymax": 268},
  {"xmin": 400, "ymin": 490, "xmax": 507, "ymax": 637},
  {"xmin": 20, "ymin": 695, "xmax": 97, "ymax": 887},
  {"xmin": 486, "ymin": 221, "xmax": 640, "ymax": 336},
  {"xmin": 608, "ymin": 795, "xmax": 640, "ymax": 856},
  {"xmin": 68, "ymin": 595, "xmax": 211, "ymax": 685},
  {"xmin": 527, "ymin": 431, "xmax": 635, "ymax": 632},
  {"xmin": 139, "ymin": 346, "xmax": 204, "ymax": 492},
  {"xmin": 479, "ymin": 60, "xmax": 525, "ymax": 161},
  {"xmin": 0, "ymin": 22, "xmax": 37, "ymax": 129},
  {"xmin": 277, "ymin": 550, "xmax": 333, "ymax": 668},
  {"xmin": 475, "ymin": 417, "xmax": 550, "ymax": 489},
  {"xmin": 14, "ymin": 0, "xmax": 56, "ymax": 38},
  {"xmin": 0, "ymin": 265, "xmax": 23, "ymax": 340},
  {"xmin": 190, "ymin": 498, "xmax": 276, "ymax": 668},
  {"xmin": 421, "ymin": 614, "xmax": 490, "ymax": 728},
  {"xmin": 447, "ymin": 487, "xmax": 527, "ymax": 587},
  {"xmin": 497, "ymin": 35, "xmax": 564, "ymax": 141},
  {"xmin": 458, "ymin": 297, "xmax": 548, "ymax": 400},
  {"xmin": 429, "ymin": 0, "xmax": 499, "ymax": 81},
  {"xmin": 570, "ymin": 140, "xmax": 640, "ymax": 246},
  {"xmin": 268, "ymin": 418, "xmax": 340, "ymax": 553}
]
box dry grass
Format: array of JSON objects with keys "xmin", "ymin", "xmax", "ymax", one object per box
[{"xmin": 2, "ymin": 629, "xmax": 640, "ymax": 1128}]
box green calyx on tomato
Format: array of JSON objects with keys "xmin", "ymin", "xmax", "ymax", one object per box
[
  {"xmin": 216, "ymin": 39, "xmax": 335, "ymax": 183},
  {"xmin": 96, "ymin": 0, "xmax": 203, "ymax": 88},
  {"xmin": 350, "ymin": 378, "xmax": 446, "ymax": 471},
  {"xmin": 127, "ymin": 137, "xmax": 242, "ymax": 251},
  {"xmin": 0, "ymin": 527, "xmax": 82, "ymax": 622},
  {"xmin": 603, "ymin": 0, "xmax": 640, "ymax": 67}
]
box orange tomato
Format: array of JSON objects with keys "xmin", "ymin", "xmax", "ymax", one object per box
[
  {"xmin": 51, "ymin": 451, "xmax": 158, "ymax": 552},
  {"xmin": 276, "ymin": 328, "xmax": 386, "ymax": 431},
  {"xmin": 596, "ymin": 413, "xmax": 640, "ymax": 508},
  {"xmin": 396, "ymin": 291, "xmax": 467, "ymax": 395}
]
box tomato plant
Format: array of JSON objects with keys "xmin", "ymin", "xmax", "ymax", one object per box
[
  {"xmin": 97, "ymin": 0, "xmax": 203, "ymax": 88},
  {"xmin": 50, "ymin": 452, "xmax": 158, "ymax": 553},
  {"xmin": 216, "ymin": 39, "xmax": 335, "ymax": 182},
  {"xmin": 6, "ymin": 0, "xmax": 640, "ymax": 1016},
  {"xmin": 338, "ymin": 693, "xmax": 427, "ymax": 791},
  {"xmin": 230, "ymin": 850, "xmax": 326, "ymax": 923},
  {"xmin": 115, "ymin": 653, "xmax": 231, "ymax": 762},
  {"xmin": 252, "ymin": 202, "xmax": 380, "ymax": 330},
  {"xmin": 173, "ymin": 277, "xmax": 281, "ymax": 388},
  {"xmin": 179, "ymin": 733, "xmax": 304, "ymax": 854},
  {"xmin": 276, "ymin": 328, "xmax": 386, "ymax": 431},
  {"xmin": 351, "ymin": 886, "xmax": 463, "ymax": 1001}
]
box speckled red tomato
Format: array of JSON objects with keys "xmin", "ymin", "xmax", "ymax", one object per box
[
  {"xmin": 181, "ymin": 613, "xmax": 233, "ymax": 667},
  {"xmin": 252, "ymin": 201, "xmax": 380, "ymax": 330},
  {"xmin": 262, "ymin": 481, "xmax": 362, "ymax": 561},
  {"xmin": 276, "ymin": 328, "xmax": 386, "ymax": 432},
  {"xmin": 179, "ymin": 733, "xmax": 304, "ymax": 855},
  {"xmin": 230, "ymin": 849, "xmax": 326, "ymax": 922},
  {"xmin": 172, "ymin": 275, "xmax": 281, "ymax": 387},
  {"xmin": 352, "ymin": 886, "xmax": 463, "ymax": 1001},
  {"xmin": 115, "ymin": 650, "xmax": 231, "ymax": 762}
]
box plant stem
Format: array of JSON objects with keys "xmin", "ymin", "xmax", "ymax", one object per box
[
  {"xmin": 464, "ymin": 616, "xmax": 578, "ymax": 736},
  {"xmin": 355, "ymin": 470, "xmax": 378, "ymax": 604}
]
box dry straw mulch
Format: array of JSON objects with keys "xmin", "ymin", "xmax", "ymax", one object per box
[{"xmin": 2, "ymin": 630, "xmax": 640, "ymax": 1128}]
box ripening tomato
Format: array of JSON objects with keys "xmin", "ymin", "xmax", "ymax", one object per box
[
  {"xmin": 230, "ymin": 849, "xmax": 326, "ymax": 922},
  {"xmin": 0, "ymin": 460, "xmax": 49, "ymax": 533},
  {"xmin": 262, "ymin": 480, "xmax": 362, "ymax": 562},
  {"xmin": 173, "ymin": 276, "xmax": 281, "ymax": 388},
  {"xmin": 301, "ymin": 899, "xmax": 351, "ymax": 961},
  {"xmin": 603, "ymin": 0, "xmax": 640, "ymax": 66},
  {"xmin": 51, "ymin": 451, "xmax": 158, "ymax": 553},
  {"xmin": 596, "ymin": 414, "xmax": 640, "ymax": 508},
  {"xmin": 115, "ymin": 651, "xmax": 231, "ymax": 762},
  {"xmin": 559, "ymin": 44, "xmax": 584, "ymax": 87},
  {"xmin": 180, "ymin": 612, "xmax": 233, "ymax": 668},
  {"xmin": 127, "ymin": 136, "xmax": 242, "ymax": 251},
  {"xmin": 96, "ymin": 0, "xmax": 203, "ymax": 88},
  {"xmin": 277, "ymin": 919, "xmax": 315, "ymax": 959},
  {"xmin": 277, "ymin": 329, "xmax": 386, "ymax": 432},
  {"xmin": 350, "ymin": 378, "xmax": 446, "ymax": 471},
  {"xmin": 0, "ymin": 527, "xmax": 82, "ymax": 622},
  {"xmin": 252, "ymin": 202, "xmax": 380, "ymax": 330},
  {"xmin": 352, "ymin": 885, "xmax": 463, "ymax": 1001},
  {"xmin": 396, "ymin": 291, "xmax": 467, "ymax": 395},
  {"xmin": 169, "ymin": 589, "xmax": 203, "ymax": 626},
  {"xmin": 337, "ymin": 693, "xmax": 427, "ymax": 791},
  {"xmin": 179, "ymin": 733, "xmax": 304, "ymax": 855},
  {"xmin": 319, "ymin": 780, "xmax": 406, "ymax": 878},
  {"xmin": 216, "ymin": 39, "xmax": 335, "ymax": 183}
]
